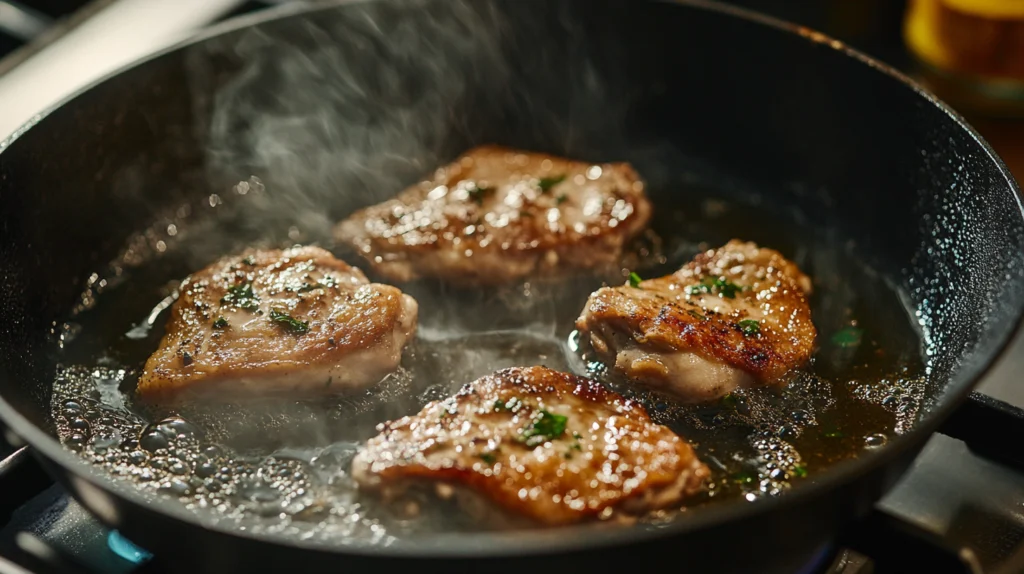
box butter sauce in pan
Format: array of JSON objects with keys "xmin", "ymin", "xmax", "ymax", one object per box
[{"xmin": 50, "ymin": 156, "xmax": 926, "ymax": 543}]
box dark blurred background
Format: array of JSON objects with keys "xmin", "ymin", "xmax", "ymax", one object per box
[
  {"xmin": 0, "ymin": 0, "xmax": 1018, "ymax": 180},
  {"xmin": 724, "ymin": 0, "xmax": 1024, "ymax": 183},
  {"xmin": 0, "ymin": 0, "xmax": 912, "ymax": 66},
  {"xmin": 728, "ymin": 0, "xmax": 913, "ymax": 66}
]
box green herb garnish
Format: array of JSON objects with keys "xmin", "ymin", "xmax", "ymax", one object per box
[
  {"xmin": 269, "ymin": 309, "xmax": 309, "ymax": 334},
  {"xmin": 687, "ymin": 276, "xmax": 742, "ymax": 299},
  {"xmin": 241, "ymin": 256, "xmax": 256, "ymax": 266},
  {"xmin": 220, "ymin": 282, "xmax": 260, "ymax": 311},
  {"xmin": 467, "ymin": 184, "xmax": 494, "ymax": 205},
  {"xmin": 294, "ymin": 278, "xmax": 333, "ymax": 292},
  {"xmin": 721, "ymin": 393, "xmax": 737, "ymax": 409},
  {"xmin": 831, "ymin": 327, "xmax": 863, "ymax": 349},
  {"xmin": 537, "ymin": 174, "xmax": 566, "ymax": 193},
  {"xmin": 688, "ymin": 309, "xmax": 707, "ymax": 321},
  {"xmin": 738, "ymin": 319, "xmax": 761, "ymax": 336},
  {"xmin": 478, "ymin": 451, "xmax": 497, "ymax": 464},
  {"xmin": 519, "ymin": 410, "xmax": 568, "ymax": 447},
  {"xmin": 212, "ymin": 316, "xmax": 229, "ymax": 329},
  {"xmin": 792, "ymin": 465, "xmax": 808, "ymax": 478},
  {"xmin": 823, "ymin": 430, "xmax": 844, "ymax": 439},
  {"xmin": 732, "ymin": 471, "xmax": 756, "ymax": 485},
  {"xmin": 494, "ymin": 397, "xmax": 521, "ymax": 412},
  {"xmin": 628, "ymin": 272, "xmax": 643, "ymax": 288},
  {"xmin": 555, "ymin": 193, "xmax": 568, "ymax": 205}
]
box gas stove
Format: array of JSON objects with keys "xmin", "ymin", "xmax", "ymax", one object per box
[
  {"xmin": 4, "ymin": 426, "xmax": 1024, "ymax": 574},
  {"xmin": 1, "ymin": 1, "xmax": 1024, "ymax": 573}
]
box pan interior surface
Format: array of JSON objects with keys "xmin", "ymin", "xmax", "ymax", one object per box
[
  {"xmin": 48, "ymin": 172, "xmax": 926, "ymax": 544},
  {"xmin": 0, "ymin": 0, "xmax": 1022, "ymax": 556}
]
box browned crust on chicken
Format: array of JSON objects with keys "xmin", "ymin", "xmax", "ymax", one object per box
[
  {"xmin": 351, "ymin": 366, "xmax": 709, "ymax": 525},
  {"xmin": 576, "ymin": 240, "xmax": 815, "ymax": 400},
  {"xmin": 334, "ymin": 145, "xmax": 652, "ymax": 286},
  {"xmin": 137, "ymin": 246, "xmax": 418, "ymax": 403}
]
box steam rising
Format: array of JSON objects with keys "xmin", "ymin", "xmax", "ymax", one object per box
[{"xmin": 185, "ymin": 0, "xmax": 513, "ymax": 253}]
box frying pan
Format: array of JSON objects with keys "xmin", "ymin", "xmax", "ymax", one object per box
[{"xmin": 0, "ymin": 0, "xmax": 1022, "ymax": 572}]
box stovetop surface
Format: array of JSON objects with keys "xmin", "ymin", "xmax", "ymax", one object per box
[{"xmin": 2, "ymin": 431, "xmax": 1022, "ymax": 574}]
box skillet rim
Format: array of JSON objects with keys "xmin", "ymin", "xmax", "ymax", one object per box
[{"xmin": 0, "ymin": 0, "xmax": 1022, "ymax": 559}]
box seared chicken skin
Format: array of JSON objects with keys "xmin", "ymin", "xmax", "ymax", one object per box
[
  {"xmin": 335, "ymin": 145, "xmax": 652, "ymax": 286},
  {"xmin": 351, "ymin": 366, "xmax": 709, "ymax": 525},
  {"xmin": 137, "ymin": 246, "xmax": 418, "ymax": 403},
  {"xmin": 576, "ymin": 240, "xmax": 815, "ymax": 403}
]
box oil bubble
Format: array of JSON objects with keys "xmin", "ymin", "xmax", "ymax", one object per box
[
  {"xmin": 864, "ymin": 434, "xmax": 888, "ymax": 449},
  {"xmin": 159, "ymin": 479, "xmax": 191, "ymax": 497},
  {"xmin": 139, "ymin": 431, "xmax": 170, "ymax": 452},
  {"xmin": 68, "ymin": 418, "xmax": 91, "ymax": 432},
  {"xmin": 90, "ymin": 428, "xmax": 123, "ymax": 452}
]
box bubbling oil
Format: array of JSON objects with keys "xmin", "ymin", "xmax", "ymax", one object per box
[{"xmin": 50, "ymin": 180, "xmax": 928, "ymax": 544}]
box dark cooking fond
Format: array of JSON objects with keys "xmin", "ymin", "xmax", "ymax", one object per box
[{"xmin": 49, "ymin": 147, "xmax": 927, "ymax": 543}]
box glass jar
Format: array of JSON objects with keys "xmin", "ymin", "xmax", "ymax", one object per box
[{"xmin": 904, "ymin": 0, "xmax": 1024, "ymax": 116}]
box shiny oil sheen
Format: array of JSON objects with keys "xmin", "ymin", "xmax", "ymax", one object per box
[{"xmin": 49, "ymin": 178, "xmax": 927, "ymax": 544}]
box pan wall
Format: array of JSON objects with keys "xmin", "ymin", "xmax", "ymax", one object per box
[{"xmin": 0, "ymin": 0, "xmax": 1019, "ymax": 437}]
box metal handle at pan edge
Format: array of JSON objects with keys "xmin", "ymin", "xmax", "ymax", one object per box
[{"xmin": 838, "ymin": 391, "xmax": 1024, "ymax": 574}]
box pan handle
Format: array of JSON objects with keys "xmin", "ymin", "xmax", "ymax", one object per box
[
  {"xmin": 935, "ymin": 391, "xmax": 1024, "ymax": 472},
  {"xmin": 0, "ymin": 439, "xmax": 52, "ymax": 525},
  {"xmin": 837, "ymin": 390, "xmax": 1024, "ymax": 574},
  {"xmin": 838, "ymin": 508, "xmax": 983, "ymax": 574}
]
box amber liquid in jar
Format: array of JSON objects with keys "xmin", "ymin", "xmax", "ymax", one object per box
[{"xmin": 905, "ymin": 0, "xmax": 1024, "ymax": 115}]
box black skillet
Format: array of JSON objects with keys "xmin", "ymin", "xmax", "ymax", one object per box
[{"xmin": 1, "ymin": 0, "xmax": 1024, "ymax": 572}]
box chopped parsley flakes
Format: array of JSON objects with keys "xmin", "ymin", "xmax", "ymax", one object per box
[
  {"xmin": 686, "ymin": 276, "xmax": 742, "ymax": 299},
  {"xmin": 831, "ymin": 326, "xmax": 863, "ymax": 348},
  {"xmin": 738, "ymin": 319, "xmax": 760, "ymax": 336},
  {"xmin": 628, "ymin": 271, "xmax": 643, "ymax": 288},
  {"xmin": 297, "ymin": 276, "xmax": 336, "ymax": 293},
  {"xmin": 467, "ymin": 183, "xmax": 494, "ymax": 205},
  {"xmin": 269, "ymin": 309, "xmax": 309, "ymax": 334},
  {"xmin": 537, "ymin": 174, "xmax": 566, "ymax": 193},
  {"xmin": 220, "ymin": 282, "xmax": 259, "ymax": 311},
  {"xmin": 721, "ymin": 393, "xmax": 738, "ymax": 409},
  {"xmin": 732, "ymin": 470, "xmax": 756, "ymax": 485},
  {"xmin": 212, "ymin": 316, "xmax": 229, "ymax": 329},
  {"xmin": 494, "ymin": 397, "xmax": 522, "ymax": 412},
  {"xmin": 519, "ymin": 410, "xmax": 568, "ymax": 447}
]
